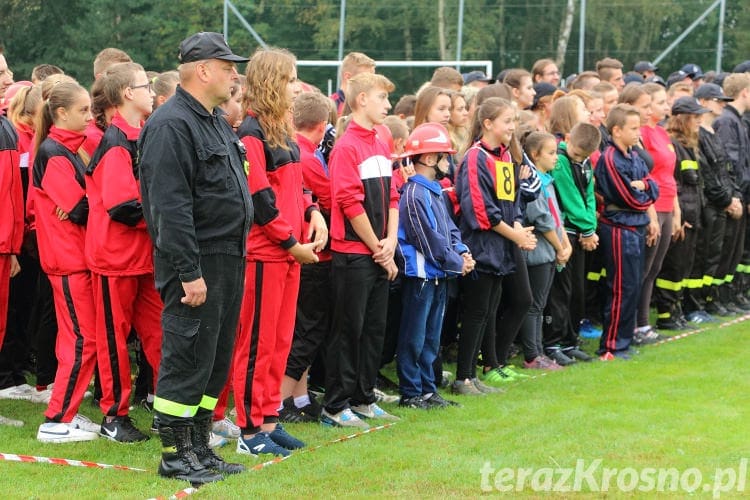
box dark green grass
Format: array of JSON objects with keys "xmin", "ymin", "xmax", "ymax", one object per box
[{"xmin": 1, "ymin": 320, "xmax": 748, "ymax": 498}]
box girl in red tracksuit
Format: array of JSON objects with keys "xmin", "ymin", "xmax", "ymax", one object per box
[
  {"xmin": 232, "ymin": 48, "xmax": 327, "ymax": 458},
  {"xmin": 85, "ymin": 62, "xmax": 161, "ymax": 442},
  {"xmin": 31, "ymin": 81, "xmax": 99, "ymax": 442}
]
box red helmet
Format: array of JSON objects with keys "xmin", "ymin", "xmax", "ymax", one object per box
[{"xmin": 401, "ymin": 122, "xmax": 456, "ymax": 158}]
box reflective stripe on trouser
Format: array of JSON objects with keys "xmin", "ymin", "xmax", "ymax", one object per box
[{"xmin": 153, "ymin": 253, "xmax": 245, "ymax": 425}]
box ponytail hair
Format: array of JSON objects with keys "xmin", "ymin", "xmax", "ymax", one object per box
[
  {"xmin": 35, "ymin": 81, "xmax": 88, "ymax": 152},
  {"xmin": 463, "ymin": 97, "xmax": 514, "ymax": 157}
]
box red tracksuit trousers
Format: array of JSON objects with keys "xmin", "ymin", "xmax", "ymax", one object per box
[
  {"xmin": 45, "ymin": 272, "xmax": 97, "ymax": 422},
  {"xmin": 92, "ymin": 273, "xmax": 162, "ymax": 417},
  {"xmin": 232, "ymin": 260, "xmax": 300, "ymax": 431}
]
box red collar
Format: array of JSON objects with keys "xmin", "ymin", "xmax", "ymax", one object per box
[
  {"xmin": 48, "ymin": 126, "xmax": 86, "ymax": 153},
  {"xmin": 111, "ymin": 112, "xmax": 142, "ymax": 141}
]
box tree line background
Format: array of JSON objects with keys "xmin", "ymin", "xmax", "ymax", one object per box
[{"xmin": 1, "ymin": 0, "xmax": 748, "ymax": 102}]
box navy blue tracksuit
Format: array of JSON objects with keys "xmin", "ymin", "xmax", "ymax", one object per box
[{"xmin": 595, "ymin": 143, "xmax": 659, "ymax": 354}]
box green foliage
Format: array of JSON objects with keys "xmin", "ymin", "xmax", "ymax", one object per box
[{"xmin": 0, "ymin": 0, "xmax": 747, "ymax": 97}]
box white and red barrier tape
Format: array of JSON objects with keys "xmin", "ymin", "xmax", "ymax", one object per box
[{"xmin": 0, "ymin": 452, "xmax": 147, "ymax": 472}]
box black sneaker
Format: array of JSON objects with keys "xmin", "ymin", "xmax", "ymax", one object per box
[
  {"xmin": 562, "ymin": 347, "xmax": 593, "ymax": 362},
  {"xmin": 423, "ymin": 392, "xmax": 462, "ymax": 409},
  {"xmin": 398, "ymin": 395, "xmax": 429, "ymax": 409},
  {"xmin": 278, "ymin": 397, "xmax": 318, "ymax": 424},
  {"xmin": 545, "ymin": 347, "xmax": 576, "ymax": 366},
  {"xmin": 655, "ymin": 318, "xmax": 684, "ymax": 331},
  {"xmin": 100, "ymin": 415, "xmax": 150, "ymax": 443}
]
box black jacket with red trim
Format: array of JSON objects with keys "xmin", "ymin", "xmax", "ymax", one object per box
[{"xmin": 595, "ymin": 141, "xmax": 658, "ymax": 228}]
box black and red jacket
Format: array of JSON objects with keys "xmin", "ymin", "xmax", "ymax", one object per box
[
  {"xmin": 329, "ymin": 120, "xmax": 399, "ymax": 255},
  {"xmin": 31, "ymin": 126, "xmax": 89, "ymax": 275},
  {"xmin": 85, "ymin": 112, "xmax": 153, "ymax": 275},
  {"xmin": 238, "ymin": 111, "xmax": 316, "ymax": 262},
  {"xmin": 0, "ymin": 116, "xmax": 24, "ymax": 256},
  {"xmin": 297, "ymin": 133, "xmax": 332, "ymax": 263}
]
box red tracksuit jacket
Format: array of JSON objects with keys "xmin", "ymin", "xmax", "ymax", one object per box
[
  {"xmin": 0, "ymin": 116, "xmax": 24, "ymax": 256},
  {"xmin": 329, "ymin": 120, "xmax": 399, "ymax": 255},
  {"xmin": 85, "ymin": 113, "xmax": 152, "ymax": 275},
  {"xmin": 296, "ymin": 133, "xmax": 332, "ymax": 263},
  {"xmin": 238, "ymin": 111, "xmax": 315, "ymax": 262},
  {"xmin": 31, "ymin": 126, "xmax": 89, "ymax": 275}
]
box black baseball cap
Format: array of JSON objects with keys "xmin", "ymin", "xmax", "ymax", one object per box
[
  {"xmin": 646, "ymin": 75, "xmax": 667, "ymax": 88},
  {"xmin": 463, "ymin": 71, "xmax": 495, "ymax": 85},
  {"xmin": 733, "ymin": 60, "xmax": 750, "ymax": 73},
  {"xmin": 178, "ymin": 32, "xmax": 249, "ymax": 64},
  {"xmin": 671, "ymin": 96, "xmax": 710, "ymax": 116},
  {"xmin": 634, "ymin": 61, "xmax": 658, "ymax": 73},
  {"xmin": 531, "ymin": 82, "xmax": 558, "ymax": 109},
  {"xmin": 680, "ymin": 64, "xmax": 704, "ymax": 79},
  {"xmin": 623, "ymin": 72, "xmax": 645, "ymax": 85},
  {"xmin": 694, "ymin": 83, "xmax": 733, "ymax": 102}
]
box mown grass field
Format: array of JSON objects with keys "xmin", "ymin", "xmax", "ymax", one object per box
[{"xmin": 1, "ymin": 317, "xmax": 749, "ymax": 499}]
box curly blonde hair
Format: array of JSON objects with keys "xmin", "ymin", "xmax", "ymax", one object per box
[{"xmin": 243, "ymin": 47, "xmax": 297, "ymax": 150}]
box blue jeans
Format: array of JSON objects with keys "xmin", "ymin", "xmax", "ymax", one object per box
[{"xmin": 396, "ymin": 277, "xmax": 447, "ymax": 398}]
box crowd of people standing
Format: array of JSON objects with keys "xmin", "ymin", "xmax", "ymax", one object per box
[{"xmin": 2, "ymin": 33, "xmax": 750, "ymax": 483}]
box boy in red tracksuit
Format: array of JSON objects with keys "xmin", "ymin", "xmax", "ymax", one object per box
[
  {"xmin": 233, "ymin": 48, "xmax": 327, "ymax": 458},
  {"xmin": 321, "ymin": 72, "xmax": 401, "ymax": 429},
  {"xmin": 85, "ymin": 62, "xmax": 162, "ymax": 443}
]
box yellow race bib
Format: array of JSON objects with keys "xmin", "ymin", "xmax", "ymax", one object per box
[{"xmin": 495, "ymin": 161, "xmax": 515, "ymax": 201}]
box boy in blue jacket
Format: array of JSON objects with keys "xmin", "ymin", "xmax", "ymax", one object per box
[
  {"xmin": 595, "ymin": 104, "xmax": 659, "ymax": 360},
  {"xmin": 395, "ymin": 123, "xmax": 475, "ymax": 409}
]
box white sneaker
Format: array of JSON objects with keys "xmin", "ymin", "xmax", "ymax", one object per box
[
  {"xmin": 208, "ymin": 431, "xmax": 228, "ymax": 448},
  {"xmin": 211, "ymin": 417, "xmax": 240, "ymax": 439},
  {"xmin": 0, "ymin": 414, "xmax": 24, "ymax": 427},
  {"xmin": 0, "ymin": 384, "xmax": 33, "ymax": 400},
  {"xmin": 37, "ymin": 422, "xmax": 98, "ymax": 443},
  {"xmin": 29, "ymin": 388, "xmax": 53, "ymax": 404},
  {"xmin": 351, "ymin": 403, "xmax": 400, "ymax": 422},
  {"xmin": 71, "ymin": 414, "xmax": 100, "ymax": 433}
]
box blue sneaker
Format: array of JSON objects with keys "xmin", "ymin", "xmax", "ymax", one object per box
[
  {"xmin": 269, "ymin": 423, "xmax": 305, "ymax": 450},
  {"xmin": 579, "ymin": 319, "xmax": 602, "ymax": 339},
  {"xmin": 236, "ymin": 432, "xmax": 290, "ymax": 457}
]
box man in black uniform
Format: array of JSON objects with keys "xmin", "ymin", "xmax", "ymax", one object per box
[{"xmin": 139, "ymin": 32, "xmax": 253, "ymax": 484}]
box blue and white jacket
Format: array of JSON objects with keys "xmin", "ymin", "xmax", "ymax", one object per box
[{"xmin": 397, "ymin": 174, "xmax": 469, "ymax": 279}]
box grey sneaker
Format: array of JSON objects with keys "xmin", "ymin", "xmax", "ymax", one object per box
[
  {"xmin": 450, "ymin": 379, "xmax": 484, "ymax": 396},
  {"xmin": 211, "ymin": 417, "xmax": 241, "ymax": 439},
  {"xmin": 351, "ymin": 403, "xmax": 400, "ymax": 422},
  {"xmin": 373, "ymin": 388, "xmax": 400, "ymax": 404},
  {"xmin": 472, "ymin": 378, "xmax": 504, "ymax": 394},
  {"xmin": 320, "ymin": 408, "xmax": 370, "ymax": 429}
]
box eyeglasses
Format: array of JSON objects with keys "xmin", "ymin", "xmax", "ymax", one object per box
[{"xmin": 131, "ymin": 82, "xmax": 152, "ymax": 91}]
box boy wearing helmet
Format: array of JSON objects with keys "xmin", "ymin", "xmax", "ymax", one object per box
[{"xmin": 395, "ymin": 122, "xmax": 475, "ymax": 409}]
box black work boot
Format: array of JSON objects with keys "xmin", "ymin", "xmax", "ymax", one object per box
[
  {"xmin": 158, "ymin": 423, "xmax": 224, "ymax": 484},
  {"xmin": 192, "ymin": 416, "xmax": 245, "ymax": 475}
]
